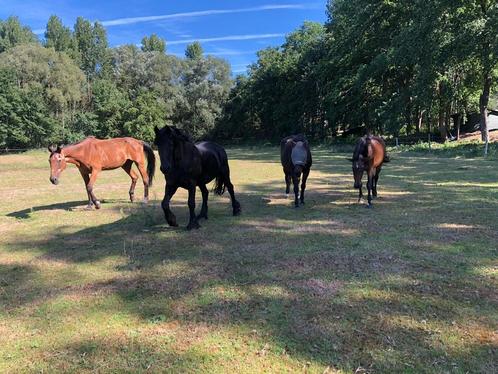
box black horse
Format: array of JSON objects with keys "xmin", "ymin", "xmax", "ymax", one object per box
[
  {"xmin": 154, "ymin": 125, "xmax": 241, "ymax": 230},
  {"xmin": 280, "ymin": 134, "xmax": 312, "ymax": 207}
]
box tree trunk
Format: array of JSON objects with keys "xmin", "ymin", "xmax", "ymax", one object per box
[
  {"xmin": 416, "ymin": 109, "xmax": 425, "ymax": 134},
  {"xmin": 479, "ymin": 74, "xmax": 491, "ymax": 143},
  {"xmin": 454, "ymin": 113, "xmax": 461, "ymax": 140},
  {"xmin": 438, "ymin": 108, "xmax": 447, "ymax": 142}
]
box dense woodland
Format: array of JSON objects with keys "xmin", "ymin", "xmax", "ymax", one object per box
[{"xmin": 1, "ymin": 0, "xmax": 498, "ymax": 149}]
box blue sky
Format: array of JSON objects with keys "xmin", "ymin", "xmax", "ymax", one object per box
[{"xmin": 0, "ymin": 0, "xmax": 327, "ymax": 73}]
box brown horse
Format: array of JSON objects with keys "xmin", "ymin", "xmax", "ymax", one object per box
[
  {"xmin": 349, "ymin": 135, "xmax": 389, "ymax": 207},
  {"xmin": 48, "ymin": 137, "xmax": 155, "ymax": 209}
]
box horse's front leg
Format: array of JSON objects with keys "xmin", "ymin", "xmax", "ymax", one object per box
[
  {"xmin": 161, "ymin": 184, "xmax": 178, "ymax": 227},
  {"xmin": 300, "ymin": 168, "xmax": 310, "ymax": 205},
  {"xmin": 86, "ymin": 169, "xmax": 101, "ymax": 209},
  {"xmin": 358, "ymin": 184, "xmax": 363, "ymax": 203},
  {"xmin": 186, "ymin": 184, "xmax": 200, "ymax": 230},
  {"xmin": 284, "ymin": 172, "xmax": 291, "ymax": 195},
  {"xmin": 292, "ymin": 174, "xmax": 300, "ymax": 208},
  {"xmin": 366, "ymin": 173, "xmax": 373, "ymax": 208}
]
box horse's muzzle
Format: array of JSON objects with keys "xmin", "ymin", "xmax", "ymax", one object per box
[{"xmin": 50, "ymin": 177, "xmax": 59, "ymax": 185}]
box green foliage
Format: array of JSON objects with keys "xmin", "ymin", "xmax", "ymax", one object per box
[
  {"xmin": 185, "ymin": 41, "xmax": 203, "ymax": 60},
  {"xmin": 123, "ymin": 91, "xmax": 167, "ymax": 143},
  {"xmin": 141, "ymin": 34, "xmax": 166, "ymax": 53},
  {"xmin": 0, "ymin": 16, "xmax": 231, "ymax": 148},
  {"xmin": 0, "ymin": 16, "xmax": 36, "ymax": 53}
]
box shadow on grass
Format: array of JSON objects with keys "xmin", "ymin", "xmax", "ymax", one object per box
[{"xmin": 2, "ymin": 152, "xmax": 497, "ymax": 372}]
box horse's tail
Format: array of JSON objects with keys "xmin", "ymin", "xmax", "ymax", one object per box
[
  {"xmin": 143, "ymin": 142, "xmax": 155, "ymax": 187},
  {"xmin": 213, "ymin": 149, "xmax": 229, "ymax": 196},
  {"xmin": 214, "ymin": 175, "xmax": 226, "ymax": 196}
]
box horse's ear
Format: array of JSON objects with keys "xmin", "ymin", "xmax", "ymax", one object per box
[
  {"xmin": 48, "ymin": 145, "xmax": 57, "ymax": 153},
  {"xmin": 56, "ymin": 145, "xmax": 63, "ymax": 153},
  {"xmin": 154, "ymin": 126, "xmax": 160, "ymax": 135}
]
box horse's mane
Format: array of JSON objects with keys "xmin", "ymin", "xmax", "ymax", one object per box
[
  {"xmin": 159, "ymin": 126, "xmax": 193, "ymax": 143},
  {"xmin": 61, "ymin": 136, "xmax": 96, "ymax": 150},
  {"xmin": 281, "ymin": 134, "xmax": 307, "ymax": 146}
]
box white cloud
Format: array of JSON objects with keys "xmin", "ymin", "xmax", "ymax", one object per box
[
  {"xmin": 168, "ymin": 33, "xmax": 286, "ymax": 46},
  {"xmin": 99, "ymin": 4, "xmax": 311, "ymax": 27}
]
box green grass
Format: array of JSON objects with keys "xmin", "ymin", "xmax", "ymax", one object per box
[{"xmin": 0, "ymin": 147, "xmax": 496, "ymax": 373}]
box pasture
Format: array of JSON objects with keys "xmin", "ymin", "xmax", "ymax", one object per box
[{"xmin": 0, "ymin": 147, "xmax": 496, "ymax": 373}]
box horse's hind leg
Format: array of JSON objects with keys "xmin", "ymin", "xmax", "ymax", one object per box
[
  {"xmin": 197, "ymin": 184, "xmax": 209, "ymax": 220},
  {"xmin": 373, "ymin": 167, "xmax": 381, "ymax": 198},
  {"xmin": 186, "ymin": 184, "xmax": 200, "ymax": 230},
  {"xmin": 122, "ymin": 160, "xmax": 138, "ymax": 202},
  {"xmin": 87, "ymin": 169, "xmax": 102, "ymax": 209},
  {"xmin": 135, "ymin": 161, "xmax": 150, "ymax": 203},
  {"xmin": 285, "ymin": 173, "xmax": 291, "ymax": 195},
  {"xmin": 222, "ymin": 170, "xmax": 241, "ymax": 216}
]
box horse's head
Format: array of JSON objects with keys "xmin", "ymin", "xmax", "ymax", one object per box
[
  {"xmin": 349, "ymin": 136, "xmax": 370, "ymax": 189},
  {"xmin": 349, "ymin": 155, "xmax": 369, "ymax": 189},
  {"xmin": 154, "ymin": 125, "xmax": 191, "ymax": 174},
  {"xmin": 291, "ymin": 140, "xmax": 308, "ymax": 176},
  {"xmin": 48, "ymin": 145, "xmax": 66, "ymax": 185}
]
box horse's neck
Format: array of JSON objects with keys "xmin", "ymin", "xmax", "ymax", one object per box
[
  {"xmin": 173, "ymin": 140, "xmax": 194, "ymax": 168},
  {"xmin": 62, "ymin": 144, "xmax": 86, "ymax": 166}
]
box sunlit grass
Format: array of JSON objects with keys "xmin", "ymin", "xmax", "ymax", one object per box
[{"xmin": 0, "ymin": 147, "xmax": 497, "ymax": 373}]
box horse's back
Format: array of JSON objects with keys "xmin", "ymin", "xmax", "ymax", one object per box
[
  {"xmin": 82, "ymin": 137, "xmax": 144, "ymax": 169},
  {"xmin": 189, "ymin": 141, "xmax": 226, "ymax": 184},
  {"xmin": 369, "ymin": 136, "xmax": 386, "ymax": 168}
]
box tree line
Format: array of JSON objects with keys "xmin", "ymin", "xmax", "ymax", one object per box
[
  {"xmin": 0, "ymin": 15, "xmax": 231, "ymax": 148},
  {"xmin": 1, "ymin": 1, "xmax": 497, "ymax": 150},
  {"xmin": 217, "ymin": 0, "xmax": 498, "ymax": 145}
]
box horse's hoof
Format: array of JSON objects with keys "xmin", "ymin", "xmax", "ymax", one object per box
[
  {"xmin": 197, "ymin": 214, "xmax": 208, "ymax": 220},
  {"xmin": 233, "ymin": 210, "xmax": 241, "ymax": 216},
  {"xmin": 94, "ymin": 201, "xmax": 101, "ymax": 209},
  {"xmin": 143, "ymin": 198, "xmax": 149, "ymax": 204},
  {"xmin": 187, "ymin": 222, "xmax": 201, "ymax": 230},
  {"xmin": 168, "ymin": 221, "xmax": 179, "ymax": 227},
  {"xmin": 366, "ymin": 204, "xmax": 373, "ymax": 209},
  {"xmin": 300, "ymin": 200, "xmax": 305, "ymax": 205}
]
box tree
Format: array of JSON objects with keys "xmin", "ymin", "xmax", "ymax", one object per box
[
  {"xmin": 0, "ymin": 43, "xmax": 86, "ymax": 143},
  {"xmin": 185, "ymin": 41, "xmax": 203, "ymax": 60},
  {"xmin": 141, "ymin": 34, "xmax": 166, "ymax": 53},
  {"xmin": 45, "ymin": 15, "xmax": 74, "ymax": 53},
  {"xmin": 0, "ymin": 16, "xmax": 37, "ymax": 53},
  {"xmin": 74, "ymin": 17, "xmax": 109, "ymax": 79}
]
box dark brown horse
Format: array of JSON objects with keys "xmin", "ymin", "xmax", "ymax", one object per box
[
  {"xmin": 48, "ymin": 137, "xmax": 155, "ymax": 209},
  {"xmin": 154, "ymin": 125, "xmax": 241, "ymax": 230},
  {"xmin": 281, "ymin": 134, "xmax": 312, "ymax": 207},
  {"xmin": 349, "ymin": 135, "xmax": 389, "ymax": 207}
]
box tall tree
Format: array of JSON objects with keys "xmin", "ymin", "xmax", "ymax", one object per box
[
  {"xmin": 185, "ymin": 41, "xmax": 203, "ymax": 60},
  {"xmin": 45, "ymin": 15, "xmax": 74, "ymax": 53},
  {"xmin": 0, "ymin": 16, "xmax": 37, "ymax": 53},
  {"xmin": 141, "ymin": 33, "xmax": 166, "ymax": 53}
]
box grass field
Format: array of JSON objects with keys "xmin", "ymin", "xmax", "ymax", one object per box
[{"xmin": 0, "ymin": 146, "xmax": 497, "ymax": 373}]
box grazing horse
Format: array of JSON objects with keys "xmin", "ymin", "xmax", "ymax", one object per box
[
  {"xmin": 349, "ymin": 135, "xmax": 389, "ymax": 207},
  {"xmin": 280, "ymin": 134, "xmax": 312, "ymax": 207},
  {"xmin": 154, "ymin": 125, "xmax": 241, "ymax": 230},
  {"xmin": 48, "ymin": 137, "xmax": 155, "ymax": 209}
]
